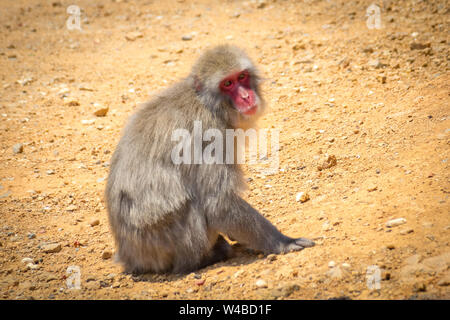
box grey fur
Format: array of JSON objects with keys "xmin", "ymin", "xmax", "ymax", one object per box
[{"xmin": 105, "ymin": 45, "xmax": 314, "ymax": 274}]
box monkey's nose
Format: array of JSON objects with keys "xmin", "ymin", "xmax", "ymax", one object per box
[{"xmin": 238, "ymin": 86, "xmax": 249, "ymax": 99}]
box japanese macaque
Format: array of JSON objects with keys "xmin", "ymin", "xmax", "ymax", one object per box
[{"xmin": 105, "ymin": 45, "xmax": 314, "ymax": 274}]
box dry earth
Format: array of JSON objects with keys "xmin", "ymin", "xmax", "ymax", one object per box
[{"xmin": 0, "ymin": 0, "xmax": 449, "ymax": 300}]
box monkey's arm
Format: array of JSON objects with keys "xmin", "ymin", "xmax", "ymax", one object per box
[{"xmin": 208, "ymin": 195, "xmax": 314, "ymax": 254}]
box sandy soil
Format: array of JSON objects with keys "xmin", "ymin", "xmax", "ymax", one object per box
[{"xmin": 0, "ymin": 0, "xmax": 449, "ymax": 300}]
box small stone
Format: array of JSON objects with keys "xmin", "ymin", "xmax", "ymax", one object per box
[
  {"xmin": 93, "ymin": 105, "xmax": 109, "ymax": 117},
  {"xmin": 326, "ymin": 266, "xmax": 343, "ymax": 278},
  {"xmin": 12, "ymin": 143, "xmax": 23, "ymax": 154},
  {"xmin": 195, "ymin": 279, "xmax": 205, "ymax": 286},
  {"xmin": 81, "ymin": 119, "xmax": 95, "ymax": 125},
  {"xmin": 296, "ymin": 192, "xmax": 310, "ymax": 203},
  {"xmin": 386, "ymin": 244, "xmax": 395, "ymax": 250},
  {"xmin": 386, "ymin": 218, "xmax": 406, "ymax": 227},
  {"xmin": 410, "ymin": 42, "xmax": 431, "ymax": 50},
  {"xmin": 27, "ymin": 233, "xmax": 36, "ymax": 239},
  {"xmin": 90, "ymin": 219, "xmax": 100, "ymax": 227},
  {"xmin": 102, "ymin": 251, "xmax": 112, "ymax": 260},
  {"xmin": 367, "ymin": 185, "xmax": 378, "ymax": 192},
  {"xmin": 125, "ymin": 32, "xmax": 143, "ymax": 41},
  {"xmin": 317, "ymin": 155, "xmax": 337, "ymax": 171},
  {"xmin": 21, "ymin": 257, "xmax": 34, "ymax": 264},
  {"xmin": 181, "ymin": 34, "xmax": 193, "ymax": 41},
  {"xmin": 267, "ymin": 254, "xmax": 277, "ymax": 261},
  {"xmin": 255, "ymin": 279, "xmax": 268, "ymax": 288},
  {"xmin": 41, "ymin": 243, "xmax": 61, "ymax": 253},
  {"xmin": 328, "ymin": 261, "xmax": 336, "ymax": 268},
  {"xmin": 341, "ymin": 263, "xmax": 351, "ymax": 270},
  {"xmin": 400, "ymin": 228, "xmax": 414, "ymax": 235},
  {"xmin": 26, "ymin": 263, "xmax": 40, "ymax": 270},
  {"xmin": 66, "ymin": 100, "xmax": 80, "ymax": 106},
  {"xmin": 437, "ymin": 275, "xmax": 450, "ymax": 286},
  {"xmin": 412, "ymin": 282, "xmax": 426, "ymax": 292},
  {"xmin": 66, "ymin": 204, "xmax": 77, "ymax": 212}
]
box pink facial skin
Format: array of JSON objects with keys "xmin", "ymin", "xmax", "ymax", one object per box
[{"xmin": 219, "ymin": 70, "xmax": 257, "ymax": 115}]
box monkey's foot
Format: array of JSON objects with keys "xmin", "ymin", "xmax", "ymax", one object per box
[{"xmin": 283, "ymin": 237, "xmax": 315, "ymax": 252}]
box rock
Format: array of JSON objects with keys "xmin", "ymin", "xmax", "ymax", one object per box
[
  {"xmin": 341, "ymin": 263, "xmax": 351, "ymax": 270},
  {"xmin": 367, "ymin": 185, "xmax": 378, "ymax": 192},
  {"xmin": 26, "ymin": 263, "xmax": 40, "ymax": 270},
  {"xmin": 421, "ymin": 252, "xmax": 450, "ymax": 272},
  {"xmin": 12, "ymin": 143, "xmax": 23, "ymax": 154},
  {"xmin": 81, "ymin": 119, "xmax": 95, "ymax": 125},
  {"xmin": 386, "ymin": 218, "xmax": 406, "ymax": 227},
  {"xmin": 27, "ymin": 233, "xmax": 36, "ymax": 239},
  {"xmin": 295, "ymin": 192, "xmax": 310, "ymax": 203},
  {"xmin": 66, "ymin": 204, "xmax": 77, "ymax": 212},
  {"xmin": 90, "ymin": 219, "xmax": 100, "ymax": 227},
  {"xmin": 255, "ymin": 279, "xmax": 268, "ymax": 288},
  {"xmin": 181, "ymin": 34, "xmax": 193, "ymax": 41},
  {"xmin": 437, "ymin": 273, "xmax": 450, "ymax": 286},
  {"xmin": 102, "ymin": 251, "xmax": 112, "ymax": 260},
  {"xmin": 317, "ymin": 155, "xmax": 337, "ymax": 171},
  {"xmin": 41, "ymin": 243, "xmax": 61, "ymax": 253},
  {"xmin": 266, "ymin": 254, "xmax": 277, "ymax": 261},
  {"xmin": 66, "ymin": 100, "xmax": 80, "ymax": 106},
  {"xmin": 328, "ymin": 261, "xmax": 336, "ymax": 268},
  {"xmin": 400, "ymin": 228, "xmax": 414, "ymax": 235},
  {"xmin": 368, "ymin": 59, "xmax": 387, "ymax": 69},
  {"xmin": 326, "ymin": 266, "xmax": 343, "ymax": 279},
  {"xmin": 21, "ymin": 257, "xmax": 34, "ymax": 264},
  {"xmin": 410, "ymin": 42, "xmax": 431, "ymax": 50},
  {"xmin": 125, "ymin": 32, "xmax": 143, "ymax": 41},
  {"xmin": 93, "ymin": 104, "xmax": 109, "ymax": 117},
  {"xmin": 412, "ymin": 282, "xmax": 426, "ymax": 292}
]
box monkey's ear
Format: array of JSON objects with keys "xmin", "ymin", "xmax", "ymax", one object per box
[{"xmin": 193, "ymin": 75, "xmax": 203, "ymax": 92}]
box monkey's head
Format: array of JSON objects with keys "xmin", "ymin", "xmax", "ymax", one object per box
[{"xmin": 190, "ymin": 45, "xmax": 265, "ymax": 126}]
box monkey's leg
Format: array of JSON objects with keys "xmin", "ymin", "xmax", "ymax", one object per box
[
  {"xmin": 196, "ymin": 234, "xmax": 233, "ymax": 270},
  {"xmin": 170, "ymin": 206, "xmax": 232, "ymax": 274},
  {"xmin": 208, "ymin": 195, "xmax": 315, "ymax": 254}
]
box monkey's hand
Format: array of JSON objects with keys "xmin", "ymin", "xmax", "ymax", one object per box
[{"xmin": 282, "ymin": 237, "xmax": 315, "ymax": 253}]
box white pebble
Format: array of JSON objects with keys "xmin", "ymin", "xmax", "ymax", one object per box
[{"xmin": 386, "ymin": 218, "xmax": 406, "ymax": 227}]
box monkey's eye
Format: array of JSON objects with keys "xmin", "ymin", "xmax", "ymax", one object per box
[
  {"xmin": 222, "ymin": 80, "xmax": 233, "ymax": 88},
  {"xmin": 238, "ymin": 73, "xmax": 247, "ymax": 81}
]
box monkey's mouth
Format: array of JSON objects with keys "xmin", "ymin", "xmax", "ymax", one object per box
[{"xmin": 236, "ymin": 104, "xmax": 258, "ymax": 116}]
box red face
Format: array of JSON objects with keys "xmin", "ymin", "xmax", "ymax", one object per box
[{"xmin": 219, "ymin": 70, "xmax": 257, "ymax": 115}]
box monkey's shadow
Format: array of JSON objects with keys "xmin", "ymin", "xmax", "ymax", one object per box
[{"xmin": 129, "ymin": 244, "xmax": 260, "ymax": 284}]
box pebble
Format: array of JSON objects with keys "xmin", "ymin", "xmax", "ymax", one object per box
[
  {"xmin": 81, "ymin": 119, "xmax": 95, "ymax": 125},
  {"xmin": 12, "ymin": 143, "xmax": 23, "ymax": 154},
  {"xmin": 66, "ymin": 204, "xmax": 77, "ymax": 212},
  {"xmin": 125, "ymin": 32, "xmax": 144, "ymax": 41},
  {"xmin": 295, "ymin": 192, "xmax": 310, "ymax": 203},
  {"xmin": 317, "ymin": 155, "xmax": 337, "ymax": 171},
  {"xmin": 90, "ymin": 219, "xmax": 100, "ymax": 227},
  {"xmin": 367, "ymin": 184, "xmax": 378, "ymax": 192},
  {"xmin": 93, "ymin": 104, "xmax": 109, "ymax": 117},
  {"xmin": 26, "ymin": 262, "xmax": 40, "ymax": 270},
  {"xmin": 386, "ymin": 218, "xmax": 406, "ymax": 227},
  {"xmin": 102, "ymin": 251, "xmax": 113, "ymax": 260},
  {"xmin": 399, "ymin": 228, "xmax": 414, "ymax": 235},
  {"xmin": 328, "ymin": 261, "xmax": 336, "ymax": 268},
  {"xmin": 27, "ymin": 233, "xmax": 36, "ymax": 239},
  {"xmin": 41, "ymin": 243, "xmax": 62, "ymax": 253},
  {"xmin": 437, "ymin": 275, "xmax": 450, "ymax": 286},
  {"xmin": 21, "ymin": 257, "xmax": 34, "ymax": 264},
  {"xmin": 255, "ymin": 279, "xmax": 268, "ymax": 288},
  {"xmin": 181, "ymin": 34, "xmax": 193, "ymax": 41},
  {"xmin": 410, "ymin": 42, "xmax": 431, "ymax": 50}
]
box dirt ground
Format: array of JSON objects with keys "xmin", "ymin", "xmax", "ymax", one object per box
[{"xmin": 0, "ymin": 0, "xmax": 449, "ymax": 300}]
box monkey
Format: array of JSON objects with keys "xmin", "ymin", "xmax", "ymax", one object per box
[{"xmin": 105, "ymin": 44, "xmax": 314, "ymax": 275}]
